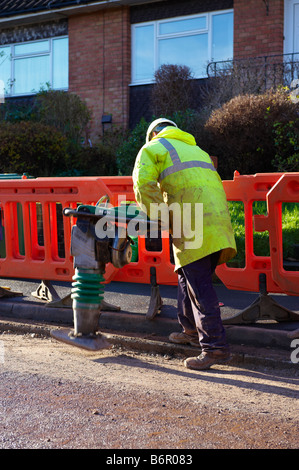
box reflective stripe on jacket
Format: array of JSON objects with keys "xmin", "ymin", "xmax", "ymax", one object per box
[
  {"xmin": 132, "ymin": 126, "xmax": 237, "ymax": 270},
  {"xmin": 157, "ymin": 137, "xmax": 216, "ymax": 181}
]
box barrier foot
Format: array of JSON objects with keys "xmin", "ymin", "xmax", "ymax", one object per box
[
  {"xmin": 146, "ymin": 267, "xmax": 163, "ymax": 320},
  {"xmin": 31, "ymin": 281, "xmax": 72, "ymax": 308},
  {"xmin": 100, "ymin": 299, "xmax": 121, "ymax": 311},
  {"xmin": 47, "ymin": 293, "xmax": 72, "ymax": 308},
  {"xmin": 32, "ymin": 281, "xmax": 121, "ymax": 310},
  {"xmin": 0, "ymin": 286, "xmax": 23, "ymax": 298},
  {"xmin": 50, "ymin": 328, "xmax": 112, "ymax": 351},
  {"xmin": 32, "ymin": 280, "xmax": 61, "ymax": 302},
  {"xmin": 223, "ymin": 273, "xmax": 299, "ymax": 324}
]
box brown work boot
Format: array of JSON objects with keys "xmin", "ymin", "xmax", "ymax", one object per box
[
  {"xmin": 184, "ymin": 350, "xmax": 231, "ymax": 370},
  {"xmin": 169, "ymin": 331, "xmax": 200, "ymax": 347}
]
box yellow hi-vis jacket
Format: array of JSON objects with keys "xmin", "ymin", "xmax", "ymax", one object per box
[{"xmin": 132, "ymin": 126, "xmax": 237, "ymax": 271}]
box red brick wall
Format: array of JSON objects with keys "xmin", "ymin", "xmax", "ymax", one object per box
[
  {"xmin": 68, "ymin": 1, "xmax": 286, "ymax": 139},
  {"xmin": 233, "ymin": 0, "xmax": 284, "ymax": 59},
  {"xmin": 68, "ymin": 7, "xmax": 130, "ymax": 142}
]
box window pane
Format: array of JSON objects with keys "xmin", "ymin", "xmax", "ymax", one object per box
[
  {"xmin": 159, "ymin": 16, "xmax": 206, "ymax": 35},
  {"xmin": 0, "ymin": 47, "xmax": 11, "ymax": 93},
  {"xmin": 14, "ymin": 40, "xmax": 49, "ymax": 55},
  {"xmin": 133, "ymin": 24, "xmax": 155, "ymax": 82},
  {"xmin": 158, "ymin": 34, "xmax": 208, "ymax": 77},
  {"xmin": 212, "ymin": 12, "xmax": 234, "ymax": 61},
  {"xmin": 52, "ymin": 37, "xmax": 68, "ymax": 89},
  {"xmin": 14, "ymin": 55, "xmax": 50, "ymax": 94}
]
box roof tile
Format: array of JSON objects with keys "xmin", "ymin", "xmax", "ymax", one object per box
[{"xmin": 0, "ymin": 1, "xmax": 100, "ymax": 17}]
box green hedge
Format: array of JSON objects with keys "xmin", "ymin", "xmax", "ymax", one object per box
[{"xmin": 0, "ymin": 121, "xmax": 69, "ymax": 176}]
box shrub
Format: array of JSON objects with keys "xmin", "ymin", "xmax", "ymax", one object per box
[
  {"xmin": 0, "ymin": 97, "xmax": 36, "ymax": 122},
  {"xmin": 272, "ymin": 120, "xmax": 299, "ymax": 172},
  {"xmin": 0, "ymin": 121, "xmax": 69, "ymax": 176},
  {"xmin": 115, "ymin": 110, "xmax": 211, "ymax": 176},
  {"xmin": 59, "ymin": 126, "xmax": 124, "ymax": 177},
  {"xmin": 35, "ymin": 89, "xmax": 91, "ymax": 148},
  {"xmin": 72, "ymin": 144, "xmax": 118, "ymax": 176},
  {"xmin": 0, "ymin": 90, "xmax": 91, "ymax": 147},
  {"xmin": 170, "ymin": 108, "xmax": 210, "ymax": 148},
  {"xmin": 204, "ymin": 89, "xmax": 299, "ymax": 179},
  {"xmin": 200, "ymin": 58, "xmax": 278, "ymax": 113},
  {"xmin": 116, "ymin": 118, "xmax": 149, "ymax": 175},
  {"xmin": 151, "ymin": 64, "xmax": 195, "ymax": 116}
]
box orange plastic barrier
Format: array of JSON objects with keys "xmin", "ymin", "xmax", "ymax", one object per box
[
  {"xmin": 216, "ymin": 172, "xmax": 284, "ymax": 293},
  {"xmin": 113, "ymin": 233, "xmax": 177, "ymax": 285},
  {"xmin": 0, "ymin": 175, "xmax": 177, "ymax": 286},
  {"xmin": 254, "ymin": 173, "xmax": 299, "ymax": 296},
  {"xmin": 0, "ymin": 173, "xmax": 298, "ymax": 297},
  {"xmin": 0, "ymin": 177, "xmax": 119, "ymax": 283},
  {"xmin": 110, "ymin": 172, "xmax": 299, "ymax": 294},
  {"xmin": 101, "ymin": 177, "xmax": 178, "ymax": 285},
  {"xmin": 100, "ymin": 176, "xmax": 135, "ymax": 206}
]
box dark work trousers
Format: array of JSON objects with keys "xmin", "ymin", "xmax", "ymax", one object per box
[{"xmin": 177, "ymin": 252, "xmax": 228, "ymax": 353}]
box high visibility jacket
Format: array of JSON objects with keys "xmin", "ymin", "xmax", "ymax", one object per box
[{"xmin": 132, "ymin": 126, "xmax": 237, "ymax": 271}]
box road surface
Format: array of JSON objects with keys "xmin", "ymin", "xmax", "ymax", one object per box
[{"xmin": 0, "ymin": 330, "xmax": 298, "ymax": 451}]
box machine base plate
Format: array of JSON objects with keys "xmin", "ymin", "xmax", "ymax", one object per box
[{"xmin": 50, "ymin": 328, "xmax": 112, "ymax": 351}]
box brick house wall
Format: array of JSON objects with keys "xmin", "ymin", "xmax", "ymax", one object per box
[
  {"xmin": 130, "ymin": 0, "xmax": 286, "ymax": 128},
  {"xmin": 68, "ymin": 6, "xmax": 130, "ymax": 141},
  {"xmin": 233, "ymin": 0, "xmax": 284, "ymax": 59},
  {"xmin": 0, "ymin": 0, "xmax": 288, "ymax": 137},
  {"xmin": 129, "ymin": 0, "xmax": 234, "ymax": 128}
]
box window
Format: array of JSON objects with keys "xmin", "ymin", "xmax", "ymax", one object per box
[
  {"xmin": 0, "ymin": 36, "xmax": 68, "ymax": 96},
  {"xmin": 131, "ymin": 10, "xmax": 233, "ymax": 84},
  {"xmin": 284, "ymin": 0, "xmax": 299, "ymax": 54}
]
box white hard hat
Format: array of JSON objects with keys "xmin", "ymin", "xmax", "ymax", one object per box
[{"xmin": 146, "ymin": 118, "xmax": 177, "ymax": 143}]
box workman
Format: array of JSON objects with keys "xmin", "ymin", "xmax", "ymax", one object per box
[{"xmin": 132, "ymin": 118, "xmax": 237, "ymax": 370}]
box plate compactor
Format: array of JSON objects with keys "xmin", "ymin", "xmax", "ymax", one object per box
[{"xmin": 50, "ymin": 199, "xmax": 160, "ymax": 351}]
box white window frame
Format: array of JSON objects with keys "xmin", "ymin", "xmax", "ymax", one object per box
[
  {"xmin": 284, "ymin": 0, "xmax": 299, "ymax": 54},
  {"xmin": 131, "ymin": 9, "xmax": 234, "ymax": 85},
  {"xmin": 0, "ymin": 35, "xmax": 68, "ymax": 97}
]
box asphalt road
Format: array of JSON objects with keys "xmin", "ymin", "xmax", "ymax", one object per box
[
  {"xmin": 0, "ymin": 278, "xmax": 298, "ymax": 451},
  {"xmin": 1, "ymin": 331, "xmax": 298, "ymax": 450},
  {"xmin": 1, "ymin": 277, "xmax": 299, "ymax": 319}
]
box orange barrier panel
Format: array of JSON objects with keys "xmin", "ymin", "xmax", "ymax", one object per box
[
  {"xmin": 113, "ymin": 233, "xmax": 178, "ymax": 285},
  {"xmin": 254, "ymin": 173, "xmax": 299, "ymax": 296},
  {"xmin": 0, "ymin": 177, "xmax": 119, "ymax": 283},
  {"xmin": 100, "ymin": 176, "xmax": 178, "ymax": 285},
  {"xmin": 216, "ymin": 172, "xmax": 284, "ymax": 293},
  {"xmin": 0, "ymin": 175, "xmax": 177, "ymax": 286},
  {"xmin": 99, "ymin": 176, "xmax": 136, "ymax": 206}
]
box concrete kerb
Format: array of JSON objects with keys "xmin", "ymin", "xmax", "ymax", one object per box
[
  {"xmin": 0, "ymin": 299, "xmax": 297, "ymax": 371},
  {"xmin": 0, "ymin": 297, "xmax": 297, "ymax": 349}
]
